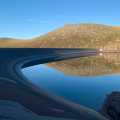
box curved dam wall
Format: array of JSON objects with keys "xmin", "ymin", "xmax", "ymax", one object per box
[{"xmin": 0, "ymin": 48, "xmax": 109, "ymax": 120}]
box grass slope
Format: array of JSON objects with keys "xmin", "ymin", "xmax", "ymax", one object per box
[{"xmin": 0, "ymin": 23, "xmax": 120, "ymax": 51}]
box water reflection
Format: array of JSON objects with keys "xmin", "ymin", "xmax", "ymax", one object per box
[{"xmin": 22, "ymin": 53, "xmax": 120, "ymax": 112}]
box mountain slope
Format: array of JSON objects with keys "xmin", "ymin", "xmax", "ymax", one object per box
[{"xmin": 0, "ymin": 23, "xmax": 120, "ymax": 51}]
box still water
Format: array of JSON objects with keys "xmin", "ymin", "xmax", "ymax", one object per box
[{"xmin": 22, "ymin": 53, "xmax": 120, "ymax": 112}]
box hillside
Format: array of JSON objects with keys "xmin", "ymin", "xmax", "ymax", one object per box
[{"xmin": 0, "ymin": 23, "xmax": 120, "ymax": 51}]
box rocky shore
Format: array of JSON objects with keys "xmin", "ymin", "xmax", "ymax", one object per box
[{"xmin": 99, "ymin": 91, "xmax": 120, "ymax": 120}]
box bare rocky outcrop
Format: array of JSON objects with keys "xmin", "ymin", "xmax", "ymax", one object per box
[{"xmin": 99, "ymin": 91, "xmax": 120, "ymax": 120}]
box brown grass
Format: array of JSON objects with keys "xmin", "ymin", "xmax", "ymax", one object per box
[{"xmin": 0, "ymin": 23, "xmax": 120, "ymax": 51}]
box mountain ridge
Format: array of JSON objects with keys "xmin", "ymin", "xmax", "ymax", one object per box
[{"xmin": 0, "ymin": 23, "xmax": 120, "ymax": 51}]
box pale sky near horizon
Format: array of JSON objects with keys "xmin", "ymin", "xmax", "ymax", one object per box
[{"xmin": 0, "ymin": 0, "xmax": 120, "ymax": 39}]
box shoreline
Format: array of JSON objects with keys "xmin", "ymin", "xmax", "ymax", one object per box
[{"xmin": 0, "ymin": 48, "xmax": 108, "ymax": 120}]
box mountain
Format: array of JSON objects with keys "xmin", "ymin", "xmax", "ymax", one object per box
[
  {"xmin": 0, "ymin": 37, "xmax": 12, "ymax": 42},
  {"xmin": 0, "ymin": 23, "xmax": 120, "ymax": 51}
]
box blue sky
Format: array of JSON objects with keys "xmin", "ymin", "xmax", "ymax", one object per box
[{"xmin": 0, "ymin": 0, "xmax": 120, "ymax": 39}]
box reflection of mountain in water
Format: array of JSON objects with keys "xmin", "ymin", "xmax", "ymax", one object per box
[{"xmin": 45, "ymin": 53, "xmax": 120, "ymax": 77}]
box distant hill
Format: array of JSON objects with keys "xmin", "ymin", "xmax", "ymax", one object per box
[
  {"xmin": 0, "ymin": 23, "xmax": 120, "ymax": 51},
  {"xmin": 0, "ymin": 37, "xmax": 12, "ymax": 42}
]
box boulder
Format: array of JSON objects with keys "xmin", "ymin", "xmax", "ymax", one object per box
[{"xmin": 99, "ymin": 91, "xmax": 120, "ymax": 120}]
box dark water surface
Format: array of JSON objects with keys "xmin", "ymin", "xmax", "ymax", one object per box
[{"xmin": 22, "ymin": 53, "xmax": 120, "ymax": 112}]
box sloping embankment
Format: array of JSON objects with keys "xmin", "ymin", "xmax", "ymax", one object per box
[{"xmin": 0, "ymin": 48, "xmax": 108, "ymax": 120}]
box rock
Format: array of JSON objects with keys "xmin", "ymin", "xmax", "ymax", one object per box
[
  {"xmin": 0, "ymin": 99, "xmax": 77, "ymax": 120},
  {"xmin": 99, "ymin": 91, "xmax": 120, "ymax": 120}
]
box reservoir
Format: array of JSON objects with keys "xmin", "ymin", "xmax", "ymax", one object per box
[{"xmin": 22, "ymin": 53, "xmax": 120, "ymax": 112}]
